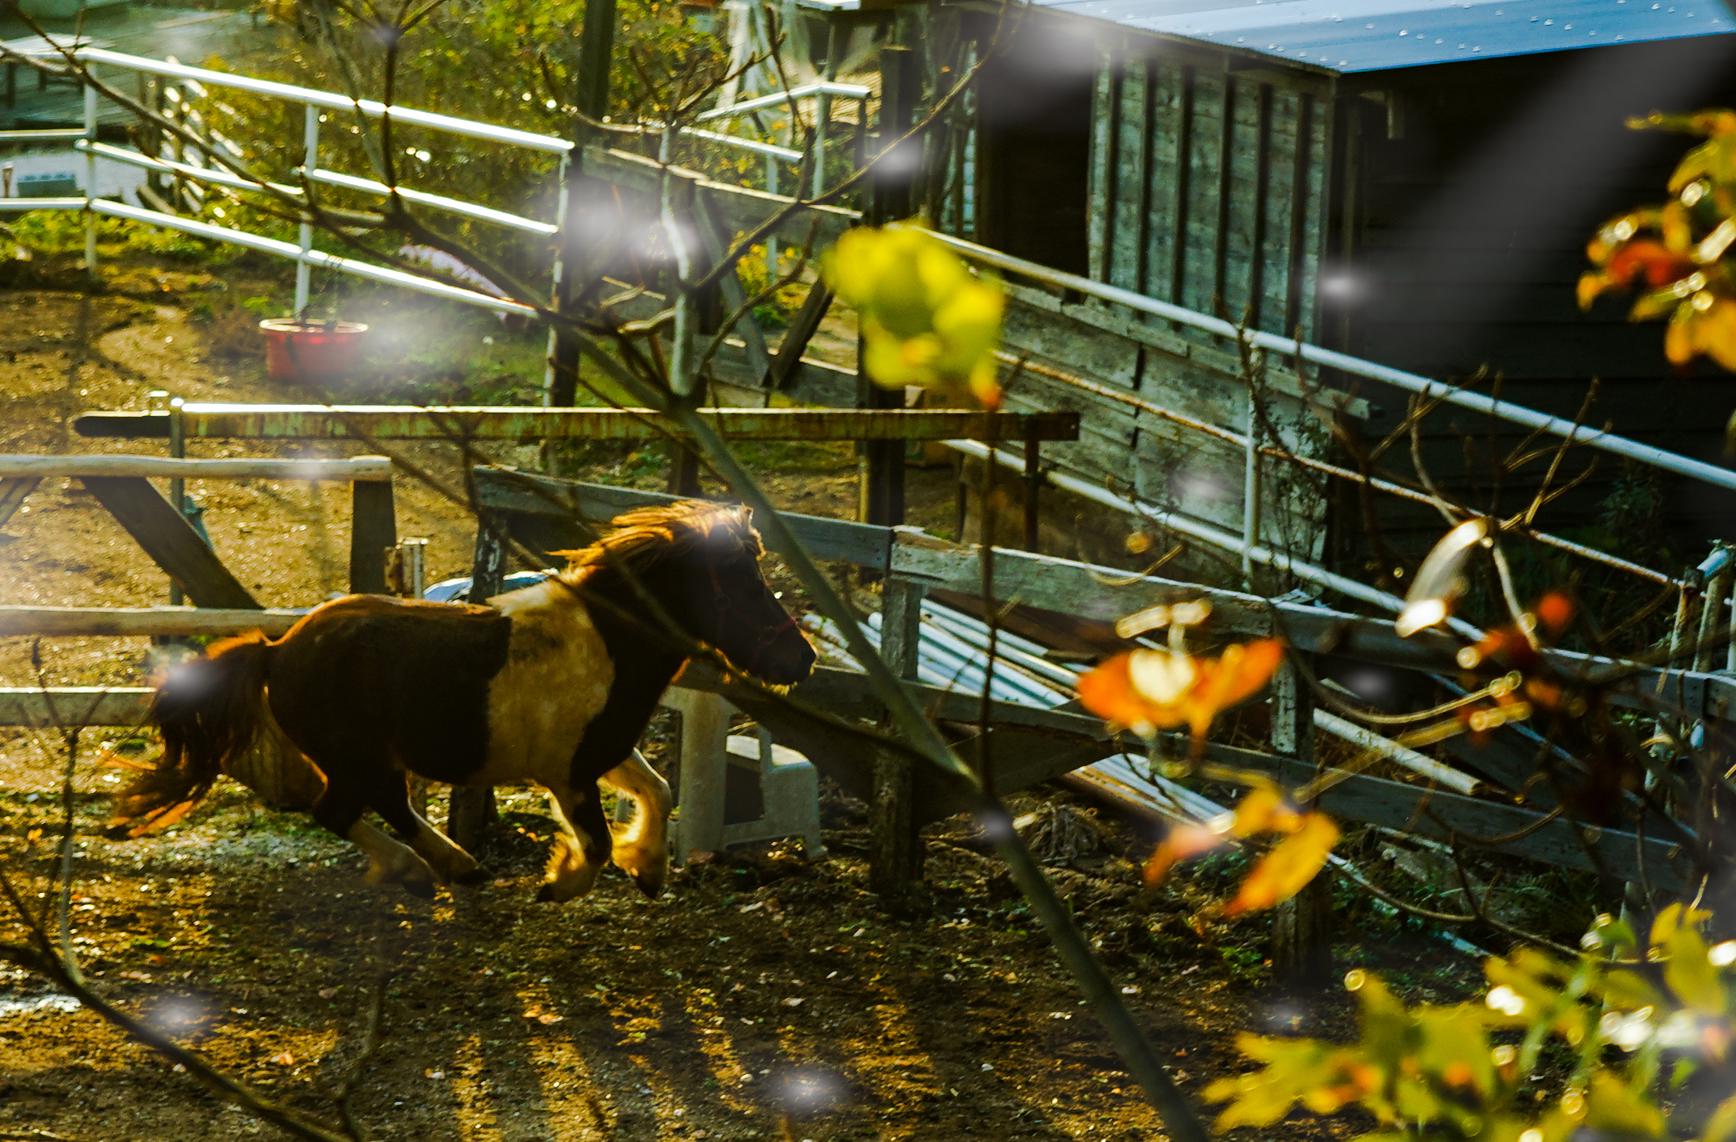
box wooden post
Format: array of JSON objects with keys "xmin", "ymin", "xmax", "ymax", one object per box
[
  {"xmin": 1269, "ymin": 655, "xmax": 1333, "ymax": 986},
  {"xmin": 348, "ymin": 478, "xmax": 397, "ymax": 594},
  {"xmin": 545, "ymin": 0, "xmax": 618, "ymax": 413},
  {"xmin": 860, "ymin": 45, "xmax": 921, "ymax": 532},
  {"xmin": 870, "ymin": 576, "xmax": 925, "ymax": 901},
  {"xmin": 449, "ymin": 526, "xmax": 507, "ymax": 853},
  {"xmin": 1023, "ymin": 433, "xmax": 1042, "ymax": 551}
]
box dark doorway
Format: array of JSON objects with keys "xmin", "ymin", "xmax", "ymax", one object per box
[{"xmin": 973, "ymin": 17, "xmax": 1097, "ymax": 274}]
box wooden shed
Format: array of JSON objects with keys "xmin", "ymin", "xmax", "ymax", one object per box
[{"xmin": 924, "ymin": 0, "xmax": 1736, "ymax": 563}]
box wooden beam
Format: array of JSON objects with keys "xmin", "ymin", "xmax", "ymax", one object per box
[
  {"xmin": 0, "ymin": 476, "xmax": 38, "ymax": 528},
  {"xmin": 0, "ymin": 455, "xmax": 392, "ymax": 481},
  {"xmin": 769, "ymin": 283, "xmax": 835, "ymax": 392},
  {"xmin": 79, "ymin": 475, "xmax": 260, "ymax": 610},
  {"xmin": 0, "ymin": 687, "xmax": 152, "ymax": 727},
  {"xmin": 0, "ymin": 606, "xmax": 302, "ymax": 638},
  {"xmin": 694, "ymin": 194, "xmax": 774, "ymax": 389},
  {"xmin": 75, "ymin": 406, "xmax": 1081, "ymax": 444},
  {"xmin": 471, "ymin": 468, "xmax": 896, "ymax": 571}
]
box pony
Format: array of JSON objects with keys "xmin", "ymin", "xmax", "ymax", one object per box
[{"xmin": 110, "ymin": 501, "xmax": 816, "ymax": 902}]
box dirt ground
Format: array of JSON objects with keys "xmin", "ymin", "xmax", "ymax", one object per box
[{"xmin": 0, "ymin": 269, "xmax": 1451, "ymax": 1139}]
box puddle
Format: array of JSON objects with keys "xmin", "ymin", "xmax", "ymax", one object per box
[{"xmin": 0, "ymin": 992, "xmax": 82, "ymax": 1016}]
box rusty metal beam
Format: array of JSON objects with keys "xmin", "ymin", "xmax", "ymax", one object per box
[{"xmin": 75, "ymin": 405, "xmax": 1081, "ymax": 444}]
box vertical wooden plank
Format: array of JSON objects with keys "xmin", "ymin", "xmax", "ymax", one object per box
[
  {"xmin": 1110, "ymin": 62, "xmax": 1145, "ymax": 290},
  {"xmin": 1098, "ymin": 61, "xmax": 1124, "ymax": 288},
  {"xmin": 1211, "ymin": 74, "xmax": 1237, "ymax": 316},
  {"xmin": 1133, "ymin": 60, "xmax": 1159, "ymax": 297},
  {"xmin": 1166, "ymin": 65, "xmax": 1195, "ymax": 308},
  {"xmin": 349, "ymin": 478, "xmax": 397, "ymax": 595},
  {"xmin": 0, "ymin": 476, "xmax": 39, "ymax": 529},
  {"xmin": 80, "ymin": 476, "xmax": 260, "ymax": 610},
  {"xmin": 1284, "ymin": 91, "xmax": 1315, "ymax": 339},
  {"xmin": 1247, "ymin": 82, "xmax": 1273, "ymax": 331},
  {"xmin": 1269, "ymin": 656, "xmax": 1334, "ymax": 986},
  {"xmin": 1087, "ymin": 56, "xmax": 1116, "ymax": 283},
  {"xmin": 870, "ymin": 578, "xmax": 926, "ymax": 900}
]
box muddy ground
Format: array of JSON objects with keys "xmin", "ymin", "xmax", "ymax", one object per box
[{"xmin": 0, "ymin": 265, "xmax": 1470, "ymax": 1139}]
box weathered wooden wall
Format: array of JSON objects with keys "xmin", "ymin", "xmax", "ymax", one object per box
[{"xmin": 1087, "ymin": 46, "xmax": 1331, "ymax": 343}]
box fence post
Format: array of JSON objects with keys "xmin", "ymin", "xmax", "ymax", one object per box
[
  {"xmin": 1240, "ymin": 394, "xmax": 1262, "ymax": 585},
  {"xmin": 860, "ymin": 45, "xmax": 920, "ymax": 533},
  {"xmin": 82, "ymin": 81, "xmax": 97, "ymax": 281},
  {"xmin": 348, "ymin": 473, "xmax": 396, "ymax": 594},
  {"xmin": 294, "ymin": 104, "xmax": 318, "ymax": 316},
  {"xmin": 546, "ymin": 0, "xmax": 617, "ymax": 421},
  {"xmin": 449, "ymin": 526, "xmax": 507, "ymax": 852},
  {"xmin": 870, "ymin": 576, "xmax": 925, "ymax": 901},
  {"xmin": 1269, "ymin": 654, "xmax": 1333, "ymax": 986}
]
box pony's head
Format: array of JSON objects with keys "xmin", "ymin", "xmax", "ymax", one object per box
[{"xmin": 558, "ymin": 501, "xmax": 816, "ymax": 687}]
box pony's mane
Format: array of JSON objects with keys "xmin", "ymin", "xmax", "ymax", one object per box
[{"xmin": 551, "ymin": 500, "xmax": 761, "ymax": 585}]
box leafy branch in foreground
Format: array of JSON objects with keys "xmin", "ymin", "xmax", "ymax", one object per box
[{"xmin": 1208, "ymin": 903, "xmax": 1736, "ymax": 1140}]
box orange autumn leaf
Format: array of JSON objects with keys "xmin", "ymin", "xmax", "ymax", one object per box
[
  {"xmin": 1605, "ymin": 238, "xmax": 1698, "ymax": 289},
  {"xmin": 1142, "ymin": 784, "xmax": 1302, "ymax": 888},
  {"xmin": 1078, "ymin": 639, "xmax": 1285, "ymax": 740},
  {"xmin": 1223, "ymin": 813, "xmax": 1341, "ymax": 917}
]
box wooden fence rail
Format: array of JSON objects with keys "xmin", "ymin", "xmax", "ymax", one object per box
[{"xmin": 74, "ymin": 405, "xmax": 1081, "ymax": 444}]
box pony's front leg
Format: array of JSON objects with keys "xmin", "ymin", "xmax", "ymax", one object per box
[
  {"xmin": 602, "ymin": 750, "xmax": 673, "ymax": 898},
  {"xmin": 538, "ymin": 780, "xmax": 609, "ymax": 903}
]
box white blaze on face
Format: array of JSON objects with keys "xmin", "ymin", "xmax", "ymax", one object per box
[{"xmin": 478, "ymin": 579, "xmax": 615, "ymax": 786}]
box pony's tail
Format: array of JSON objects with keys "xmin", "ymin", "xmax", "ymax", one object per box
[{"xmin": 109, "ymin": 632, "xmax": 273, "ymax": 838}]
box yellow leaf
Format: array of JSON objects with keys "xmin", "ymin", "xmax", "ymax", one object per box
[
  {"xmin": 1662, "ymin": 924, "xmax": 1728, "ymax": 1015},
  {"xmin": 1224, "ymin": 813, "xmax": 1339, "ymax": 917},
  {"xmin": 824, "ymin": 224, "xmax": 1005, "ymax": 408}
]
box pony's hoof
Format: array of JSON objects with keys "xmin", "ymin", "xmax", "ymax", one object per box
[
  {"xmin": 535, "ymin": 882, "xmax": 558, "ymax": 903},
  {"xmin": 452, "ymin": 866, "xmax": 489, "ymax": 887},
  {"xmin": 628, "ymin": 870, "xmax": 665, "ymax": 900},
  {"xmin": 402, "ymin": 877, "xmax": 437, "ymax": 900}
]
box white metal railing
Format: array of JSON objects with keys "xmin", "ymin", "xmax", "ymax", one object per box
[
  {"xmin": 915, "ymin": 224, "xmax": 1736, "ymax": 498},
  {"xmin": 0, "ymin": 46, "xmax": 866, "ymax": 327}
]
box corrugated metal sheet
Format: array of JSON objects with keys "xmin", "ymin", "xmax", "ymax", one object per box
[{"xmin": 1031, "ymin": 0, "xmax": 1735, "ymax": 73}]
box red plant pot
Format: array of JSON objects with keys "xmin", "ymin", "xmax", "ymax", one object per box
[{"xmin": 259, "ymin": 318, "xmax": 369, "ymax": 384}]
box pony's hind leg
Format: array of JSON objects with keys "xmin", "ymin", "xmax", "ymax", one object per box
[
  {"xmin": 601, "ymin": 750, "xmax": 673, "ymax": 898},
  {"xmin": 363, "ymin": 769, "xmax": 482, "ymax": 886},
  {"xmin": 310, "ymin": 762, "xmax": 438, "ymax": 898},
  {"xmin": 538, "ymin": 781, "xmax": 609, "ymax": 903}
]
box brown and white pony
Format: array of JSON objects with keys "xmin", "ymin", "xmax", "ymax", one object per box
[{"xmin": 110, "ymin": 501, "xmax": 815, "ymax": 901}]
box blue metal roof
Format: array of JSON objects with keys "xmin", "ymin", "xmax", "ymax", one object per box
[{"xmin": 1029, "ymin": 0, "xmax": 1736, "ymax": 73}]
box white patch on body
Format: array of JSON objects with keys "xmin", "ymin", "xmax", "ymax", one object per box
[{"xmin": 473, "ymin": 578, "xmax": 615, "ymax": 787}]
